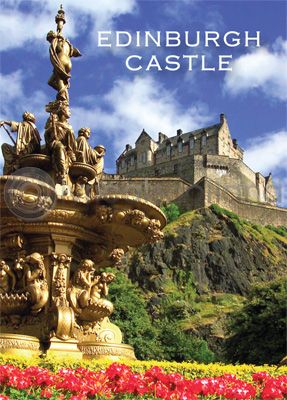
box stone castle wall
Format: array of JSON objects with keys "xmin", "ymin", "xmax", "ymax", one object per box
[
  {"xmin": 99, "ymin": 175, "xmax": 191, "ymax": 208},
  {"xmin": 116, "ymin": 154, "xmax": 271, "ymax": 205},
  {"xmin": 195, "ymin": 178, "xmax": 287, "ymax": 227},
  {"xmin": 99, "ymin": 175, "xmax": 287, "ymax": 226}
]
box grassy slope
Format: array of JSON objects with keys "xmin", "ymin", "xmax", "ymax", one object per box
[{"xmin": 162, "ymin": 205, "xmax": 287, "ymax": 335}]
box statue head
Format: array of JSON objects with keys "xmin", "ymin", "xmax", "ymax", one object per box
[
  {"xmin": 57, "ymin": 105, "xmax": 71, "ymax": 120},
  {"xmin": 26, "ymin": 252, "xmax": 44, "ymax": 266},
  {"xmin": 80, "ymin": 259, "xmax": 95, "ymax": 271},
  {"xmin": 0, "ymin": 260, "xmax": 9, "ymax": 272},
  {"xmin": 46, "ymin": 30, "xmax": 57, "ymax": 43},
  {"xmin": 95, "ymin": 145, "xmax": 106, "ymax": 155},
  {"xmin": 78, "ymin": 127, "xmax": 91, "ymax": 139},
  {"xmin": 23, "ymin": 112, "xmax": 36, "ymax": 123}
]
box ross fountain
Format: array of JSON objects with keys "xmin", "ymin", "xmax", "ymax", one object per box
[{"xmin": 0, "ymin": 6, "xmax": 166, "ymax": 360}]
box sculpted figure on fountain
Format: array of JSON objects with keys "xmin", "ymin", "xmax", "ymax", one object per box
[
  {"xmin": 0, "ymin": 113, "xmax": 41, "ymax": 175},
  {"xmin": 47, "ymin": 5, "xmax": 81, "ymax": 103},
  {"xmin": 44, "ymin": 104, "xmax": 77, "ymax": 184}
]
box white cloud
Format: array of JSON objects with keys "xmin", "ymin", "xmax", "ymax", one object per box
[
  {"xmin": 244, "ymin": 130, "xmax": 287, "ymax": 174},
  {"xmin": 0, "ymin": 69, "xmax": 48, "ymax": 164},
  {"xmin": 0, "ymin": 0, "xmax": 136, "ymax": 51},
  {"xmin": 0, "ymin": 71, "xmax": 212, "ymax": 164},
  {"xmin": 0, "ymin": 9, "xmax": 69, "ymax": 52},
  {"xmin": 163, "ymin": 0, "xmax": 197, "ymax": 21},
  {"xmin": 71, "ymin": 75, "xmax": 213, "ymax": 153},
  {"xmin": 244, "ymin": 130, "xmax": 287, "ymax": 207},
  {"xmin": 224, "ymin": 38, "xmax": 287, "ymax": 101},
  {"xmin": 0, "ymin": 70, "xmax": 23, "ymax": 103},
  {"xmin": 0, "ymin": 72, "xmax": 212, "ymax": 174},
  {"xmin": 0, "ymin": 70, "xmax": 48, "ymax": 122},
  {"xmin": 0, "ymin": 69, "xmax": 49, "ymax": 170}
]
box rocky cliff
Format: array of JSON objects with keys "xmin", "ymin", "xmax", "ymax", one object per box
[
  {"xmin": 112, "ymin": 205, "xmax": 286, "ymax": 360},
  {"xmin": 123, "ymin": 205, "xmax": 287, "ymax": 297}
]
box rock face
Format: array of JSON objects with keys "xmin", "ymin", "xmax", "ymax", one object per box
[{"xmin": 123, "ymin": 207, "xmax": 287, "ymax": 296}]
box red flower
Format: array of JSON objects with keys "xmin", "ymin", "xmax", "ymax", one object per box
[
  {"xmin": 0, "ymin": 395, "xmax": 10, "ymax": 400},
  {"xmin": 40, "ymin": 388, "xmax": 53, "ymax": 398}
]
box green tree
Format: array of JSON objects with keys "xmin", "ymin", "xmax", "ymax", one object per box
[
  {"xmin": 108, "ymin": 270, "xmax": 161, "ymax": 360},
  {"xmin": 157, "ymin": 319, "xmax": 214, "ymax": 363},
  {"xmin": 161, "ymin": 203, "xmax": 181, "ymax": 223},
  {"xmin": 109, "ymin": 269, "xmax": 214, "ymax": 362},
  {"xmin": 225, "ymin": 277, "xmax": 287, "ymax": 365}
]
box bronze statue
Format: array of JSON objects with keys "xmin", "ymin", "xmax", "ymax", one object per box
[
  {"xmin": 0, "ymin": 260, "xmax": 16, "ymax": 293},
  {"xmin": 0, "ymin": 112, "xmax": 41, "ymax": 174},
  {"xmin": 47, "ymin": 6, "xmax": 81, "ymax": 102},
  {"xmin": 67, "ymin": 259, "xmax": 115, "ymax": 321},
  {"xmin": 0, "ymin": 6, "xmax": 166, "ymax": 361},
  {"xmin": 76, "ymin": 127, "xmax": 106, "ymax": 175},
  {"xmin": 44, "ymin": 105, "xmax": 77, "ymax": 184},
  {"xmin": 0, "ymin": 253, "xmax": 48, "ymax": 316},
  {"xmin": 22, "ymin": 253, "xmax": 49, "ymax": 314}
]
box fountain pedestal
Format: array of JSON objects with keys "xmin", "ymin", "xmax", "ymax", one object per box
[{"xmin": 0, "ymin": 175, "xmax": 165, "ymax": 360}]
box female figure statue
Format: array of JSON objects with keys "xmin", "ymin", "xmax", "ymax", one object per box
[{"xmin": 46, "ymin": 6, "xmax": 81, "ymax": 102}]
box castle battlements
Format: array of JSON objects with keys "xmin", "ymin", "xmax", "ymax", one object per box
[{"xmin": 115, "ymin": 114, "xmax": 277, "ymax": 207}]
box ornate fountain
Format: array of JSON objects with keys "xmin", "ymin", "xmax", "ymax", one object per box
[{"xmin": 0, "ymin": 6, "xmax": 165, "ymax": 360}]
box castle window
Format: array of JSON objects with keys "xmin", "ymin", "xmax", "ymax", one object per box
[
  {"xmin": 190, "ymin": 138, "xmax": 194, "ymax": 150},
  {"xmin": 121, "ymin": 160, "xmax": 125, "ymax": 168},
  {"xmin": 178, "ymin": 141, "xmax": 183, "ymax": 153},
  {"xmin": 166, "ymin": 143, "xmax": 171, "ymax": 156},
  {"xmin": 130, "ymin": 156, "xmax": 134, "ymax": 166},
  {"xmin": 201, "ymin": 135, "xmax": 207, "ymax": 147},
  {"xmin": 141, "ymin": 152, "xmax": 147, "ymax": 163}
]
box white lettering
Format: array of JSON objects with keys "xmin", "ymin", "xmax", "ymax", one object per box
[
  {"xmin": 185, "ymin": 31, "xmax": 200, "ymax": 47},
  {"xmin": 205, "ymin": 31, "xmax": 220, "ymax": 47},
  {"xmin": 224, "ymin": 31, "xmax": 240, "ymax": 47},
  {"xmin": 182, "ymin": 54, "xmax": 198, "ymax": 70},
  {"xmin": 202, "ymin": 55, "xmax": 215, "ymax": 71},
  {"xmin": 166, "ymin": 31, "xmax": 181, "ymax": 47},
  {"xmin": 219, "ymin": 55, "xmax": 232, "ymax": 71},
  {"xmin": 126, "ymin": 55, "xmax": 142, "ymax": 71},
  {"xmin": 116, "ymin": 31, "xmax": 132, "ymax": 47},
  {"xmin": 245, "ymin": 31, "xmax": 261, "ymax": 47},
  {"xmin": 145, "ymin": 31, "xmax": 161, "ymax": 47},
  {"xmin": 98, "ymin": 31, "xmax": 112, "ymax": 47},
  {"xmin": 165, "ymin": 55, "xmax": 180, "ymax": 71},
  {"xmin": 146, "ymin": 55, "xmax": 162, "ymax": 70}
]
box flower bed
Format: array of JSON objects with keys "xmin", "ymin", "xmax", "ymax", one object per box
[{"xmin": 0, "ymin": 363, "xmax": 286, "ymax": 400}]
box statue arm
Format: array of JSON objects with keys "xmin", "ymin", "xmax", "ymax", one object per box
[
  {"xmin": 0, "ymin": 121, "xmax": 11, "ymax": 126},
  {"xmin": 10, "ymin": 121, "xmax": 19, "ymax": 132},
  {"xmin": 6, "ymin": 268, "xmax": 16, "ymax": 290},
  {"xmin": 100, "ymin": 272, "xmax": 115, "ymax": 297},
  {"xmin": 79, "ymin": 271, "xmax": 92, "ymax": 288},
  {"xmin": 101, "ymin": 282, "xmax": 109, "ymax": 297},
  {"xmin": 25, "ymin": 267, "xmax": 32, "ymax": 283},
  {"xmin": 27, "ymin": 268, "xmax": 42, "ymax": 282},
  {"xmin": 71, "ymin": 46, "xmax": 81, "ymax": 58}
]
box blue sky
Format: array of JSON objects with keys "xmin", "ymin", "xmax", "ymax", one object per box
[{"xmin": 0, "ymin": 0, "xmax": 286, "ymax": 206}]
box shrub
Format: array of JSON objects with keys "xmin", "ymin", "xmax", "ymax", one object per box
[
  {"xmin": 161, "ymin": 203, "xmax": 181, "ymax": 223},
  {"xmin": 266, "ymin": 225, "xmax": 287, "ymax": 238},
  {"xmin": 108, "ymin": 270, "xmax": 161, "ymax": 360},
  {"xmin": 224, "ymin": 277, "xmax": 287, "ymax": 365}
]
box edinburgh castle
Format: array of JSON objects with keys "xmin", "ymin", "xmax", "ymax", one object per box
[{"xmin": 99, "ymin": 114, "xmax": 286, "ymax": 226}]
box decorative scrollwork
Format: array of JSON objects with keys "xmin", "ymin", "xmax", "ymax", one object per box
[
  {"xmin": 109, "ymin": 248, "xmax": 125, "ymax": 267},
  {"xmin": 51, "ymin": 253, "xmax": 71, "ymax": 307}
]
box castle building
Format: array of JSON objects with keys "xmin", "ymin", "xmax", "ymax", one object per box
[
  {"xmin": 98, "ymin": 114, "xmax": 286, "ymax": 226},
  {"xmin": 116, "ymin": 114, "xmax": 277, "ymax": 206}
]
